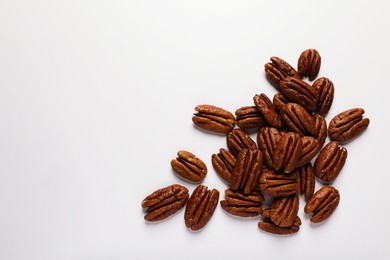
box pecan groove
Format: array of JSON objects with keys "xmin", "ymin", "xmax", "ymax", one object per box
[
  {"xmin": 313, "ymin": 77, "xmax": 334, "ymax": 117},
  {"xmin": 227, "ymin": 129, "xmax": 258, "ymax": 156},
  {"xmin": 235, "ymin": 106, "xmax": 267, "ymax": 130},
  {"xmin": 298, "ymin": 49, "xmax": 321, "ymax": 81},
  {"xmin": 273, "ymin": 132, "xmax": 303, "ymax": 173},
  {"xmin": 171, "ymin": 150, "xmax": 207, "ymax": 182},
  {"xmin": 257, "ymin": 127, "xmax": 281, "ymax": 168},
  {"xmin": 258, "ymin": 209, "xmax": 301, "ymax": 235},
  {"xmin": 294, "ymin": 163, "xmax": 315, "ymax": 201},
  {"xmin": 280, "ymin": 77, "xmax": 318, "ymax": 113},
  {"xmin": 264, "ymin": 56, "xmax": 301, "ymax": 89},
  {"xmin": 280, "ymin": 103, "xmax": 316, "ymax": 136},
  {"xmin": 232, "ymin": 149, "xmax": 263, "ymax": 194},
  {"xmin": 211, "ymin": 148, "xmax": 236, "ymax": 184},
  {"xmin": 253, "ymin": 93, "xmax": 282, "ymax": 129},
  {"xmin": 220, "ymin": 189, "xmax": 264, "ymax": 217},
  {"xmin": 192, "ymin": 104, "xmax": 235, "ymax": 134},
  {"xmin": 304, "ymin": 186, "xmax": 340, "ymax": 223},
  {"xmin": 270, "ymin": 195, "xmax": 299, "ymax": 227},
  {"xmin": 259, "ymin": 168, "xmax": 298, "ymax": 197},
  {"xmin": 296, "ymin": 136, "xmax": 320, "ymax": 168}
]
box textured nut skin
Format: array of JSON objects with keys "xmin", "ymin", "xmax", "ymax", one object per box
[
  {"xmin": 220, "ymin": 189, "xmax": 264, "ymax": 217},
  {"xmin": 211, "ymin": 148, "xmax": 236, "ymax": 185},
  {"xmin": 314, "ymin": 114, "xmax": 327, "ymax": 148},
  {"xmin": 235, "ymin": 106, "xmax": 267, "ymax": 130},
  {"xmin": 253, "ymin": 93, "xmax": 282, "ymax": 129},
  {"xmin": 280, "ymin": 103, "xmax": 316, "ymax": 136},
  {"xmin": 270, "ymin": 195, "xmax": 299, "ymax": 227},
  {"xmin": 258, "ymin": 209, "xmax": 301, "ymax": 235},
  {"xmin": 304, "ymin": 185, "xmax": 340, "ymax": 223},
  {"xmin": 298, "ymin": 49, "xmax": 321, "ymax": 81},
  {"xmin": 294, "ymin": 163, "xmax": 315, "ymax": 201},
  {"xmin": 273, "ymin": 132, "xmax": 303, "ymax": 173},
  {"xmin": 264, "ymin": 56, "xmax": 301, "ymax": 89},
  {"xmin": 184, "ymin": 185, "xmax": 220, "ymax": 231},
  {"xmin": 232, "ymin": 149, "xmax": 263, "ymax": 194},
  {"xmin": 171, "ymin": 150, "xmax": 207, "ymax": 182},
  {"xmin": 142, "ymin": 184, "xmax": 189, "ymax": 222},
  {"xmin": 257, "ymin": 127, "xmax": 281, "ymax": 168},
  {"xmin": 296, "ymin": 136, "xmax": 320, "ymax": 168},
  {"xmin": 328, "ymin": 108, "xmax": 370, "ymax": 143},
  {"xmin": 280, "ymin": 76, "xmax": 319, "ymax": 113},
  {"xmin": 227, "ymin": 129, "xmax": 258, "ymax": 156},
  {"xmin": 259, "ymin": 168, "xmax": 298, "ymax": 197},
  {"xmin": 192, "ymin": 104, "xmax": 235, "ymax": 134},
  {"xmin": 313, "ymin": 77, "xmax": 334, "ymax": 117},
  {"xmin": 314, "ymin": 141, "xmax": 348, "ymax": 183},
  {"xmin": 273, "ymin": 92, "xmax": 289, "ymax": 113}
]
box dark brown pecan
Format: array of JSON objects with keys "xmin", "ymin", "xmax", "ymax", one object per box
[
  {"xmin": 296, "ymin": 136, "xmax": 320, "ymax": 168},
  {"xmin": 142, "ymin": 184, "xmax": 189, "ymax": 222},
  {"xmin": 298, "ymin": 49, "xmax": 321, "ymax": 81},
  {"xmin": 227, "ymin": 129, "xmax": 258, "ymax": 156},
  {"xmin": 314, "ymin": 114, "xmax": 327, "ymax": 148},
  {"xmin": 232, "ymin": 149, "xmax": 263, "ymax": 194},
  {"xmin": 304, "ymin": 185, "xmax": 340, "ymax": 223},
  {"xmin": 211, "ymin": 148, "xmax": 236, "ymax": 184},
  {"xmin": 273, "ymin": 132, "xmax": 302, "ymax": 173},
  {"xmin": 257, "ymin": 127, "xmax": 281, "ymax": 168},
  {"xmin": 328, "ymin": 108, "xmax": 370, "ymax": 143},
  {"xmin": 313, "ymin": 77, "xmax": 334, "ymax": 117},
  {"xmin": 171, "ymin": 150, "xmax": 207, "ymax": 182},
  {"xmin": 294, "ymin": 163, "xmax": 315, "ymax": 201},
  {"xmin": 270, "ymin": 195, "xmax": 299, "ymax": 227},
  {"xmin": 273, "ymin": 92, "xmax": 289, "ymax": 113},
  {"xmin": 235, "ymin": 106, "xmax": 267, "ymax": 130},
  {"xmin": 314, "ymin": 141, "xmax": 348, "ymax": 183},
  {"xmin": 253, "ymin": 93, "xmax": 282, "ymax": 129},
  {"xmin": 280, "ymin": 77, "xmax": 319, "ymax": 113},
  {"xmin": 280, "ymin": 103, "xmax": 316, "ymax": 136},
  {"xmin": 259, "ymin": 168, "xmax": 298, "ymax": 197},
  {"xmin": 264, "ymin": 56, "xmax": 301, "ymax": 90},
  {"xmin": 220, "ymin": 188, "xmax": 264, "ymax": 217},
  {"xmin": 192, "ymin": 104, "xmax": 235, "ymax": 134},
  {"xmin": 258, "ymin": 209, "xmax": 301, "ymax": 235},
  {"xmin": 184, "ymin": 185, "xmax": 219, "ymax": 231}
]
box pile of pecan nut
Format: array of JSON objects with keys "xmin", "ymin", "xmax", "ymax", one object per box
[{"xmin": 141, "ymin": 49, "xmax": 370, "ymax": 234}]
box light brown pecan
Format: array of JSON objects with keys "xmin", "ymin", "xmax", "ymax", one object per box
[
  {"xmin": 220, "ymin": 188, "xmax": 264, "ymax": 217},
  {"xmin": 192, "ymin": 104, "xmax": 235, "ymax": 134},
  {"xmin": 314, "ymin": 114, "xmax": 327, "ymax": 148},
  {"xmin": 232, "ymin": 149, "xmax": 263, "ymax": 194},
  {"xmin": 184, "ymin": 185, "xmax": 219, "ymax": 231},
  {"xmin": 259, "ymin": 168, "xmax": 298, "ymax": 197},
  {"xmin": 235, "ymin": 106, "xmax": 267, "ymax": 130},
  {"xmin": 211, "ymin": 148, "xmax": 236, "ymax": 185},
  {"xmin": 313, "ymin": 141, "xmax": 348, "ymax": 183},
  {"xmin": 298, "ymin": 49, "xmax": 321, "ymax": 81},
  {"xmin": 296, "ymin": 136, "xmax": 320, "ymax": 168},
  {"xmin": 273, "ymin": 132, "xmax": 303, "ymax": 173},
  {"xmin": 304, "ymin": 185, "xmax": 340, "ymax": 223},
  {"xmin": 253, "ymin": 93, "xmax": 282, "ymax": 129},
  {"xmin": 273, "ymin": 92, "xmax": 289, "ymax": 113},
  {"xmin": 270, "ymin": 195, "xmax": 299, "ymax": 227},
  {"xmin": 227, "ymin": 129, "xmax": 258, "ymax": 156},
  {"xmin": 313, "ymin": 77, "xmax": 334, "ymax": 117},
  {"xmin": 294, "ymin": 163, "xmax": 315, "ymax": 201},
  {"xmin": 264, "ymin": 56, "xmax": 301, "ymax": 90},
  {"xmin": 142, "ymin": 184, "xmax": 189, "ymax": 222},
  {"xmin": 280, "ymin": 103, "xmax": 317, "ymax": 136},
  {"xmin": 328, "ymin": 108, "xmax": 370, "ymax": 143},
  {"xmin": 171, "ymin": 150, "xmax": 207, "ymax": 182},
  {"xmin": 257, "ymin": 127, "xmax": 281, "ymax": 168},
  {"xmin": 280, "ymin": 76, "xmax": 319, "ymax": 113},
  {"xmin": 258, "ymin": 209, "xmax": 301, "ymax": 235}
]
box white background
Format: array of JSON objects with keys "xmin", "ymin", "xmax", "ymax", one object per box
[{"xmin": 1, "ymin": 0, "xmax": 389, "ymax": 259}]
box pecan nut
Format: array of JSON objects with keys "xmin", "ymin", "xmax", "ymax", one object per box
[
  {"xmin": 273, "ymin": 92, "xmax": 289, "ymax": 113},
  {"xmin": 294, "ymin": 163, "xmax": 315, "ymax": 201},
  {"xmin": 280, "ymin": 103, "xmax": 317, "ymax": 136},
  {"xmin": 313, "ymin": 77, "xmax": 334, "ymax": 117},
  {"xmin": 304, "ymin": 185, "xmax": 340, "ymax": 223},
  {"xmin": 142, "ymin": 184, "xmax": 189, "ymax": 222},
  {"xmin": 253, "ymin": 93, "xmax": 282, "ymax": 129},
  {"xmin": 171, "ymin": 150, "xmax": 207, "ymax": 182},
  {"xmin": 211, "ymin": 148, "xmax": 236, "ymax": 185},
  {"xmin": 270, "ymin": 195, "xmax": 299, "ymax": 227},
  {"xmin": 296, "ymin": 136, "xmax": 320, "ymax": 168},
  {"xmin": 264, "ymin": 56, "xmax": 301, "ymax": 89},
  {"xmin": 314, "ymin": 114, "xmax": 327, "ymax": 148},
  {"xmin": 232, "ymin": 149, "xmax": 263, "ymax": 194},
  {"xmin": 184, "ymin": 185, "xmax": 220, "ymax": 231},
  {"xmin": 235, "ymin": 106, "xmax": 267, "ymax": 130},
  {"xmin": 273, "ymin": 132, "xmax": 303, "ymax": 173},
  {"xmin": 258, "ymin": 209, "xmax": 301, "ymax": 235},
  {"xmin": 220, "ymin": 188, "xmax": 264, "ymax": 217},
  {"xmin": 227, "ymin": 129, "xmax": 258, "ymax": 156},
  {"xmin": 257, "ymin": 127, "xmax": 281, "ymax": 168},
  {"xmin": 192, "ymin": 104, "xmax": 235, "ymax": 134},
  {"xmin": 298, "ymin": 49, "xmax": 321, "ymax": 81},
  {"xmin": 259, "ymin": 168, "xmax": 298, "ymax": 197}
]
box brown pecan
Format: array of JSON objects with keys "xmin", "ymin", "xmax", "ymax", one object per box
[
  {"xmin": 273, "ymin": 132, "xmax": 302, "ymax": 173},
  {"xmin": 211, "ymin": 148, "xmax": 236, "ymax": 185},
  {"xmin": 232, "ymin": 149, "xmax": 263, "ymax": 194},
  {"xmin": 142, "ymin": 184, "xmax": 189, "ymax": 222},
  {"xmin": 304, "ymin": 185, "xmax": 340, "ymax": 223},
  {"xmin": 273, "ymin": 92, "xmax": 289, "ymax": 113},
  {"xmin": 313, "ymin": 77, "xmax": 334, "ymax": 117},
  {"xmin": 235, "ymin": 106, "xmax": 267, "ymax": 130},
  {"xmin": 184, "ymin": 185, "xmax": 219, "ymax": 231},
  {"xmin": 264, "ymin": 56, "xmax": 301, "ymax": 90},
  {"xmin": 280, "ymin": 103, "xmax": 316, "ymax": 136},
  {"xmin": 280, "ymin": 77, "xmax": 319, "ymax": 113},
  {"xmin": 313, "ymin": 141, "xmax": 348, "ymax": 183},
  {"xmin": 171, "ymin": 150, "xmax": 207, "ymax": 182},
  {"xmin": 328, "ymin": 108, "xmax": 370, "ymax": 143},
  {"xmin": 314, "ymin": 114, "xmax": 327, "ymax": 148},
  {"xmin": 259, "ymin": 168, "xmax": 298, "ymax": 197},
  {"xmin": 253, "ymin": 93, "xmax": 282, "ymax": 129},
  {"xmin": 297, "ymin": 49, "xmax": 321, "ymax": 81},
  {"xmin": 257, "ymin": 127, "xmax": 281, "ymax": 168},
  {"xmin": 270, "ymin": 195, "xmax": 299, "ymax": 227},
  {"xmin": 294, "ymin": 163, "xmax": 315, "ymax": 201},
  {"xmin": 227, "ymin": 129, "xmax": 258, "ymax": 156},
  {"xmin": 296, "ymin": 136, "xmax": 320, "ymax": 168},
  {"xmin": 258, "ymin": 209, "xmax": 301, "ymax": 235},
  {"xmin": 192, "ymin": 104, "xmax": 235, "ymax": 134},
  {"xmin": 220, "ymin": 188, "xmax": 264, "ymax": 217}
]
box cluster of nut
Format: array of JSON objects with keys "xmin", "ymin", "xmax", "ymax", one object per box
[{"xmin": 141, "ymin": 49, "xmax": 370, "ymax": 234}]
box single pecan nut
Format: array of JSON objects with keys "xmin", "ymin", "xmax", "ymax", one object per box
[
  {"xmin": 192, "ymin": 104, "xmax": 235, "ymax": 134},
  {"xmin": 235, "ymin": 106, "xmax": 267, "ymax": 130},
  {"xmin": 184, "ymin": 185, "xmax": 220, "ymax": 231},
  {"xmin": 259, "ymin": 167, "xmax": 298, "ymax": 197},
  {"xmin": 296, "ymin": 136, "xmax": 320, "ymax": 168},
  {"xmin": 273, "ymin": 92, "xmax": 289, "ymax": 113},
  {"xmin": 257, "ymin": 127, "xmax": 281, "ymax": 168},
  {"xmin": 314, "ymin": 114, "xmax": 327, "ymax": 148},
  {"xmin": 270, "ymin": 195, "xmax": 299, "ymax": 227},
  {"xmin": 142, "ymin": 184, "xmax": 189, "ymax": 222},
  {"xmin": 171, "ymin": 150, "xmax": 207, "ymax": 182},
  {"xmin": 297, "ymin": 49, "xmax": 321, "ymax": 81},
  {"xmin": 304, "ymin": 185, "xmax": 340, "ymax": 223},
  {"xmin": 280, "ymin": 76, "xmax": 319, "ymax": 113},
  {"xmin": 264, "ymin": 56, "xmax": 301, "ymax": 90},
  {"xmin": 328, "ymin": 108, "xmax": 370, "ymax": 143},
  {"xmin": 232, "ymin": 149, "xmax": 263, "ymax": 194},
  {"xmin": 280, "ymin": 103, "xmax": 316, "ymax": 136},
  {"xmin": 258, "ymin": 209, "xmax": 301, "ymax": 235},
  {"xmin": 211, "ymin": 148, "xmax": 236, "ymax": 185},
  {"xmin": 253, "ymin": 93, "xmax": 282, "ymax": 129},
  {"xmin": 220, "ymin": 188, "xmax": 264, "ymax": 217},
  {"xmin": 313, "ymin": 77, "xmax": 334, "ymax": 117},
  {"xmin": 313, "ymin": 141, "xmax": 348, "ymax": 183},
  {"xmin": 294, "ymin": 163, "xmax": 315, "ymax": 201},
  {"xmin": 273, "ymin": 132, "xmax": 303, "ymax": 173},
  {"xmin": 227, "ymin": 129, "xmax": 258, "ymax": 156}
]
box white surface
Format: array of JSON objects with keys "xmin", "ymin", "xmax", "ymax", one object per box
[{"xmin": 0, "ymin": 0, "xmax": 389, "ymax": 259}]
